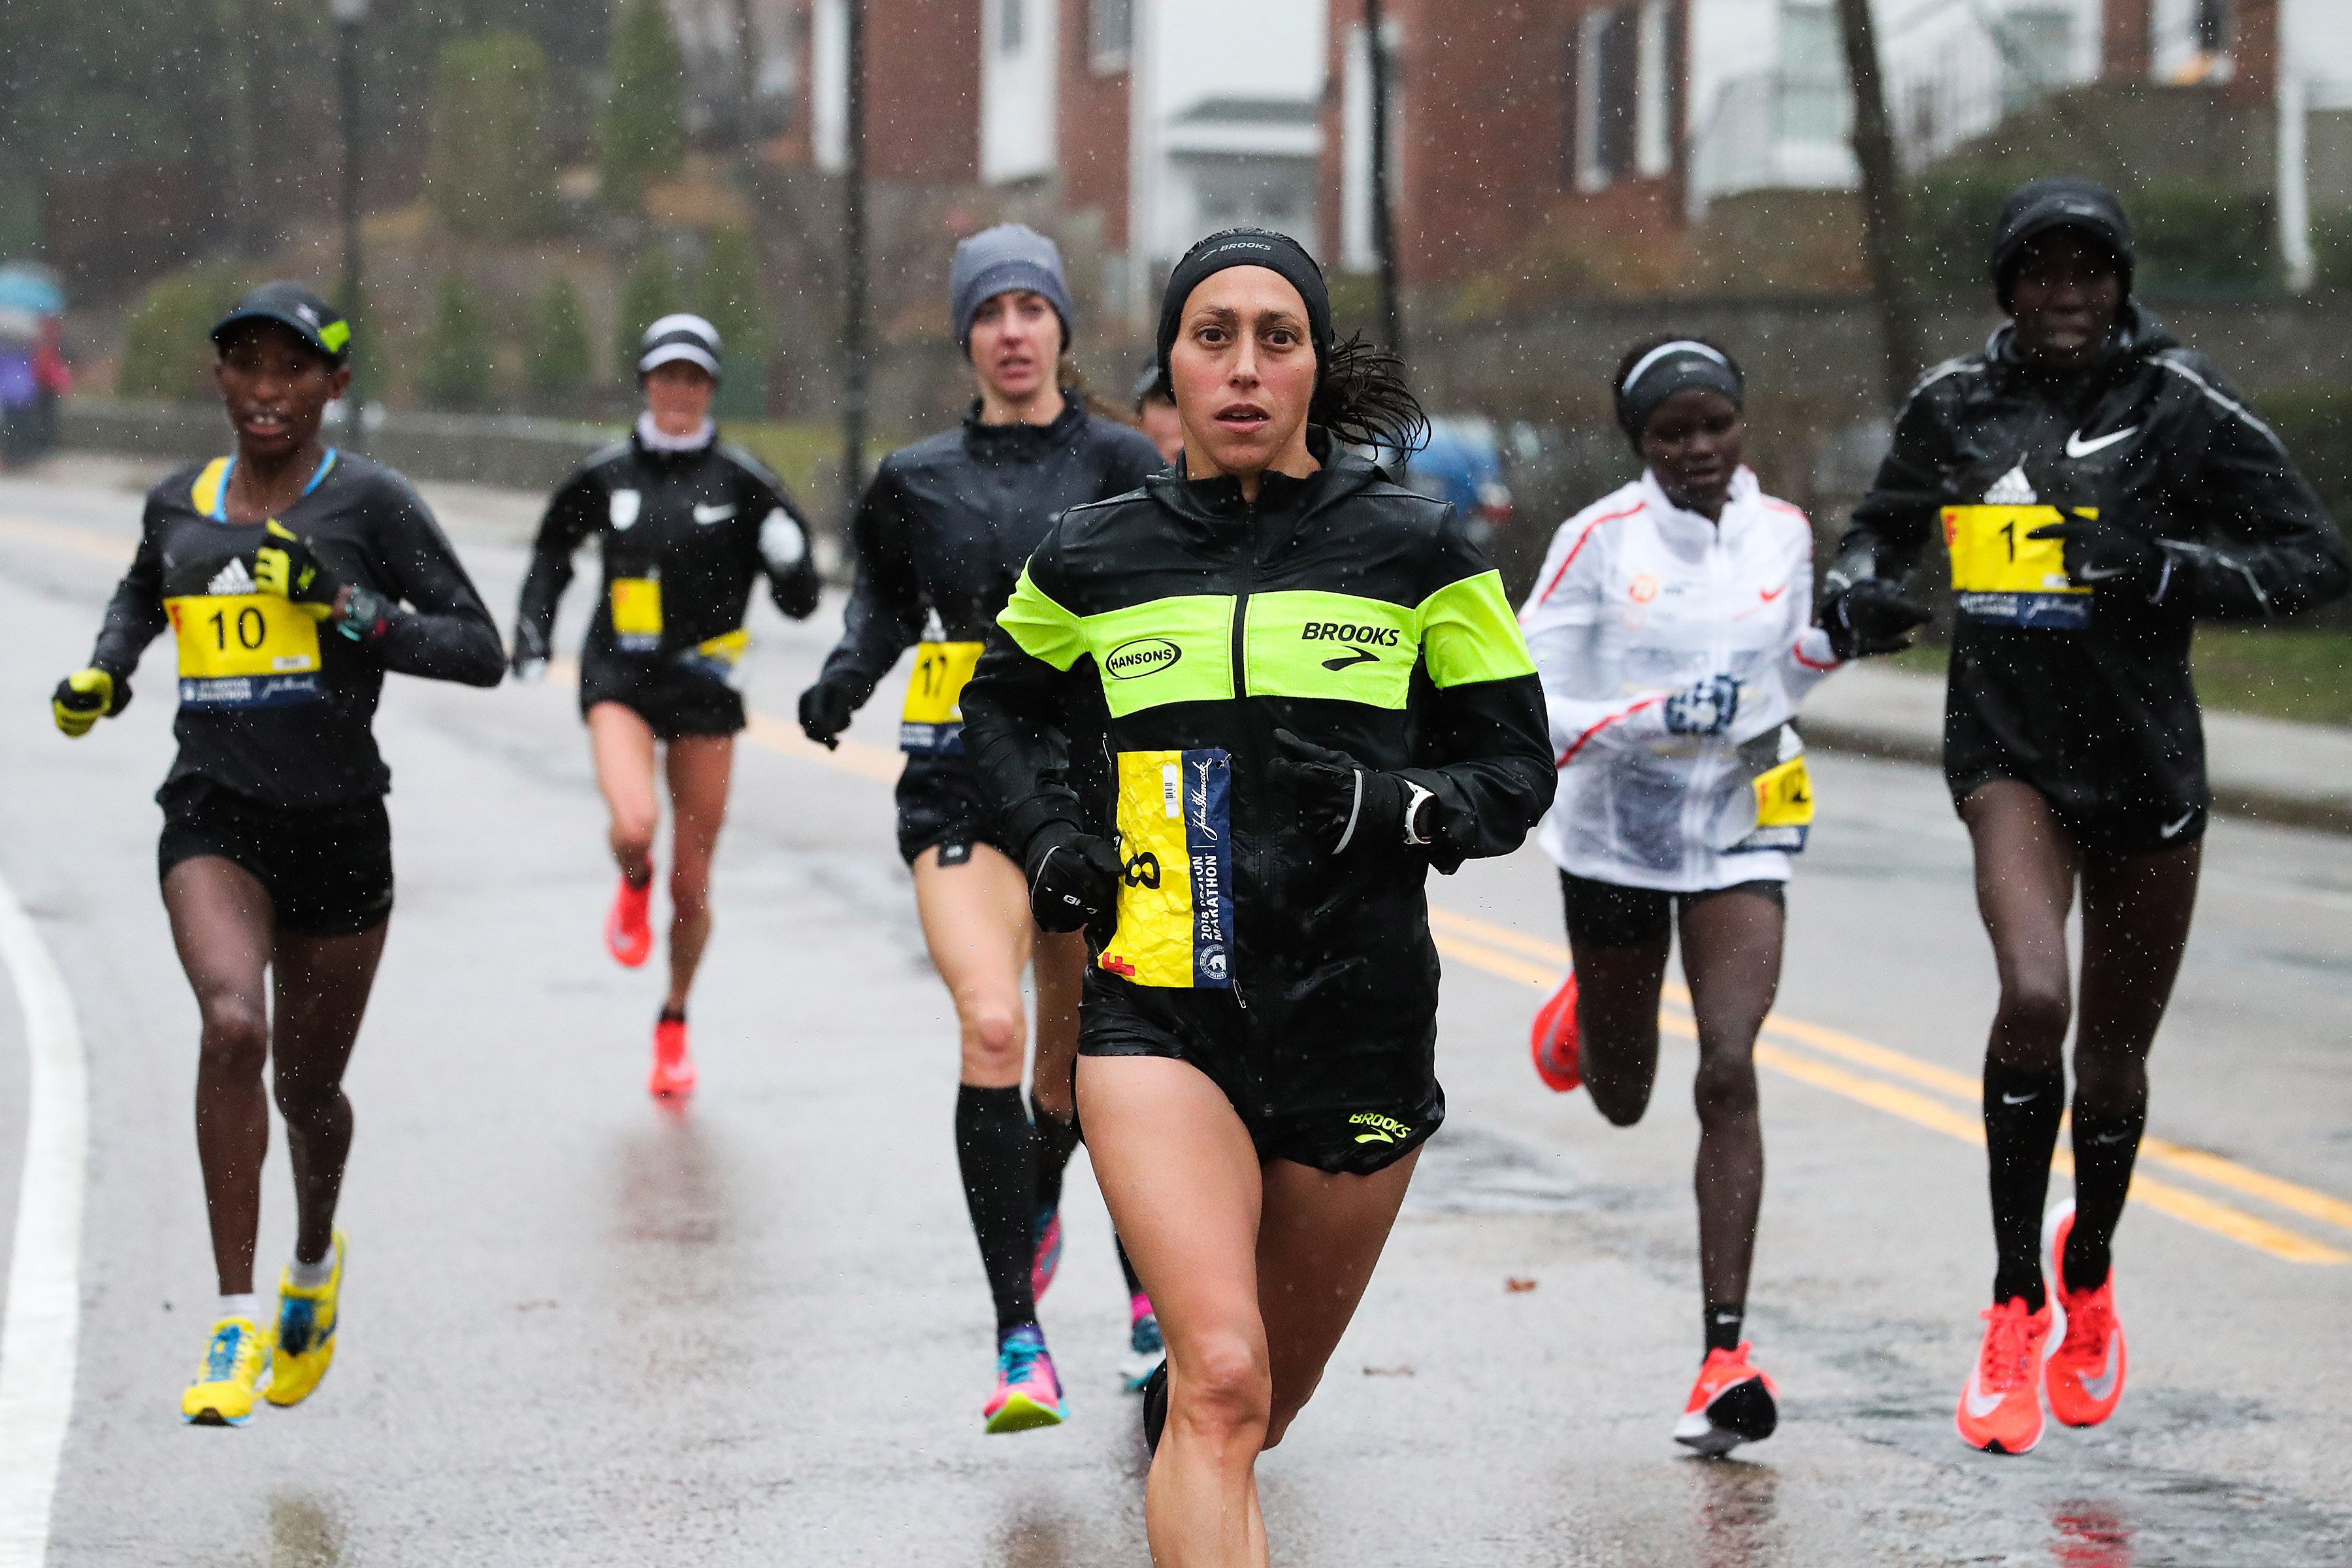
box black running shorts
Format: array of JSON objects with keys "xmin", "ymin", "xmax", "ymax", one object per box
[
  {"xmin": 580, "ymin": 655, "xmax": 745, "ymax": 741},
  {"xmin": 1077, "ymin": 981, "xmax": 1442, "ymax": 1177},
  {"xmin": 157, "ymin": 777, "xmax": 394, "ymax": 937},
  {"xmin": 1560, "ymin": 871, "xmax": 1785, "ymax": 950},
  {"xmin": 1947, "ymin": 766, "xmax": 2208, "ymax": 855},
  {"xmin": 895, "ymin": 753, "xmax": 1013, "ymax": 867}
]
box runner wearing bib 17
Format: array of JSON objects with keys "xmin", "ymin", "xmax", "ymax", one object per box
[
  {"xmin": 1521, "ymin": 338, "xmax": 1876, "ymax": 1456},
  {"xmin": 1827, "ymin": 179, "xmax": 2348, "ymax": 1456},
  {"xmin": 794, "ymin": 226, "xmax": 1164, "ymax": 1431},
  {"xmin": 512, "ymin": 315, "xmax": 821, "ymax": 1098},
  {"xmin": 50, "ymin": 284, "xmax": 504, "ymax": 1426}
]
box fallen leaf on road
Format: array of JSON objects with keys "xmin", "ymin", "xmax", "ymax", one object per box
[{"xmin": 1507, "ymin": 1277, "xmax": 1538, "ymax": 1292}]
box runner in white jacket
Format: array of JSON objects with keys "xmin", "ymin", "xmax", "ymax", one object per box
[{"xmin": 1518, "ymin": 338, "xmax": 1854, "ymax": 1457}]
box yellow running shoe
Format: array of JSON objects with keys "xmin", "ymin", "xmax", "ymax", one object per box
[
  {"xmin": 180, "ymin": 1316, "xmax": 270, "ymax": 1426},
  {"xmin": 266, "ymin": 1232, "xmax": 344, "ymax": 1407}
]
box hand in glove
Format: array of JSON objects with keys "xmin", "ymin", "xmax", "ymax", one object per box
[
  {"xmin": 796, "ymin": 677, "xmax": 858, "ymax": 750},
  {"xmin": 510, "ymin": 621, "xmax": 549, "ymax": 683},
  {"xmin": 1662, "ymin": 674, "xmax": 1742, "ymax": 738},
  {"xmin": 1024, "ymin": 820, "xmax": 1124, "ymax": 946},
  {"xmin": 1265, "ymin": 728, "xmax": 1434, "ymax": 855},
  {"xmin": 1821, "ymin": 579, "xmax": 1932, "ymax": 659},
  {"xmin": 253, "ymin": 520, "xmax": 344, "ymax": 620},
  {"xmin": 52, "ymin": 667, "xmax": 129, "ymax": 738},
  {"xmin": 759, "ymin": 509, "xmax": 808, "ymax": 573},
  {"xmin": 2027, "ymin": 510, "xmax": 2159, "ymax": 588}
]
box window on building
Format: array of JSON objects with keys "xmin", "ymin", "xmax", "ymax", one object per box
[
  {"xmin": 1999, "ymin": 7, "xmax": 2071, "ymax": 112},
  {"xmin": 1776, "ymin": 0, "xmax": 1847, "ymax": 150},
  {"xmin": 1576, "ymin": 6, "xmax": 1640, "ymax": 191},
  {"xmin": 1635, "ymin": 0, "xmax": 1672, "ymax": 178},
  {"xmin": 1090, "ymin": 0, "xmax": 1133, "ymax": 71},
  {"xmin": 1002, "ymin": 0, "xmax": 1026, "ymax": 56}
]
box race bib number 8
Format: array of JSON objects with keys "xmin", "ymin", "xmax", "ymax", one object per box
[
  {"xmin": 1944, "ymin": 505, "xmax": 2091, "ymax": 629},
  {"xmin": 1098, "ymin": 749, "xmax": 1234, "ymax": 990},
  {"xmin": 610, "ymin": 577, "xmax": 662, "ymax": 652},
  {"xmin": 168, "ymin": 594, "xmax": 323, "ymax": 709},
  {"xmin": 900, "ymin": 640, "xmax": 983, "ymax": 754}
]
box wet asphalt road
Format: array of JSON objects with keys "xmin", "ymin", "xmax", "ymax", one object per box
[{"xmin": 0, "ymin": 463, "xmax": 2348, "ymax": 1566}]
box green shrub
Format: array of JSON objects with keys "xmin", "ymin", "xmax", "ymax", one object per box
[
  {"xmin": 612, "ymin": 252, "xmax": 683, "ymax": 386},
  {"xmin": 599, "ymin": 0, "xmax": 688, "ymax": 211},
  {"xmin": 2260, "ymin": 385, "xmax": 2352, "ymax": 525},
  {"xmin": 696, "ymin": 227, "xmax": 767, "ymax": 363},
  {"xmin": 116, "ymin": 265, "xmax": 253, "ymax": 403},
  {"xmin": 425, "ymin": 31, "xmax": 561, "ymax": 240},
  {"xmin": 417, "ymin": 280, "xmax": 497, "ymax": 411},
  {"xmin": 2314, "ymin": 211, "xmax": 2352, "ymax": 293},
  {"xmin": 1908, "ymin": 174, "xmax": 2016, "ymax": 293},
  {"xmin": 525, "ymin": 275, "xmax": 595, "ymax": 405},
  {"xmin": 2134, "ymin": 182, "xmax": 2274, "ymax": 294}
]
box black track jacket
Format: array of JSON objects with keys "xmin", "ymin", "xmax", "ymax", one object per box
[
  {"xmin": 961, "ymin": 438, "xmax": 1554, "ymax": 1070},
  {"xmin": 1838, "ymin": 304, "xmax": 2348, "ymax": 818}
]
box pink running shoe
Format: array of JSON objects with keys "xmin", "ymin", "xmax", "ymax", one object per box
[{"xmin": 983, "ymin": 1326, "xmax": 1064, "ymax": 1434}]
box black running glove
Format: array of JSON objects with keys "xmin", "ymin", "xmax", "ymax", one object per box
[
  {"xmin": 796, "ymin": 677, "xmax": 858, "ymax": 750},
  {"xmin": 52, "ymin": 667, "xmax": 129, "ymax": 738},
  {"xmin": 2027, "ymin": 510, "xmax": 2159, "ymax": 589},
  {"xmin": 1821, "ymin": 578, "xmax": 1931, "ymax": 660},
  {"xmin": 1266, "ymin": 728, "xmax": 1432, "ymax": 857},
  {"xmin": 1024, "ymin": 821, "xmax": 1123, "ymax": 947}
]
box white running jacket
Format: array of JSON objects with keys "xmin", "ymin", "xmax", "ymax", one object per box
[{"xmin": 1519, "ymin": 468, "xmax": 1844, "ymax": 891}]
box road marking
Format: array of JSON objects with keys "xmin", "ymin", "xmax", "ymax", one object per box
[
  {"xmin": 0, "ymin": 515, "xmax": 133, "ymax": 566},
  {"xmin": 0, "ymin": 868, "xmax": 89, "ymax": 1564},
  {"xmin": 1431, "ymin": 907, "xmax": 2351, "ymax": 1265}
]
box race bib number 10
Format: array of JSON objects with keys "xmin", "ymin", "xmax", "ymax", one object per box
[{"xmin": 167, "ymin": 593, "xmax": 324, "ymax": 709}]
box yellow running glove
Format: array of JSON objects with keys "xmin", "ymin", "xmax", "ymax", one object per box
[
  {"xmin": 253, "ymin": 520, "xmax": 342, "ymax": 621},
  {"xmin": 52, "ymin": 668, "xmax": 126, "ymax": 737}
]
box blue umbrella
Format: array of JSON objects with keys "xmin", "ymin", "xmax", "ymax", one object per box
[{"xmin": 0, "ymin": 265, "xmax": 65, "ymax": 318}]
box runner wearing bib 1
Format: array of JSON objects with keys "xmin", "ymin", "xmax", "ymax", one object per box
[
  {"xmin": 1827, "ymin": 179, "xmax": 2348, "ymax": 1456},
  {"xmin": 50, "ymin": 283, "xmax": 505, "ymax": 1428},
  {"xmin": 513, "ymin": 314, "xmax": 821, "ymax": 1099},
  {"xmin": 1520, "ymin": 337, "xmax": 1867, "ymax": 1457},
  {"xmin": 795, "ymin": 226, "xmax": 1164, "ymax": 1431}
]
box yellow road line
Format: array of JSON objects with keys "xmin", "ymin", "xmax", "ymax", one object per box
[
  {"xmin": 0, "ymin": 515, "xmax": 135, "ymax": 566},
  {"xmin": 1436, "ymin": 921, "xmax": 2350, "ymax": 1264}
]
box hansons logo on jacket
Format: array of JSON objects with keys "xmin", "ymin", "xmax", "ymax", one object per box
[{"xmin": 1107, "ymin": 637, "xmax": 1183, "ymax": 679}]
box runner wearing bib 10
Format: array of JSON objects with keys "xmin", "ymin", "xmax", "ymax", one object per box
[
  {"xmin": 50, "ymin": 283, "xmax": 505, "ymax": 1428},
  {"xmin": 1520, "ymin": 337, "xmax": 1886, "ymax": 1458},
  {"xmin": 1827, "ymin": 178, "xmax": 2348, "ymax": 1456},
  {"xmin": 795, "ymin": 225, "xmax": 1164, "ymax": 1432},
  {"xmin": 513, "ymin": 315, "xmax": 821, "ymax": 1099}
]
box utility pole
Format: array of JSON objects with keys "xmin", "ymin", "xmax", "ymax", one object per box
[
  {"xmin": 1833, "ymin": 0, "xmax": 1924, "ymax": 409},
  {"xmin": 841, "ymin": 0, "xmax": 870, "ymax": 503},
  {"xmin": 1363, "ymin": 0, "xmax": 1405, "ymax": 356},
  {"xmin": 331, "ymin": 0, "xmax": 369, "ymax": 431}
]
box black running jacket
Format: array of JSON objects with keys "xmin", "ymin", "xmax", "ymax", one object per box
[
  {"xmin": 1837, "ymin": 304, "xmax": 2348, "ymax": 815},
  {"xmin": 961, "ymin": 438, "xmax": 1554, "ymax": 1050}
]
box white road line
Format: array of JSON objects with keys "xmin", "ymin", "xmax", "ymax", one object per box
[{"xmin": 0, "ymin": 870, "xmax": 86, "ymax": 1566}]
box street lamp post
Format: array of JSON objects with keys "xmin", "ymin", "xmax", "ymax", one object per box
[{"xmin": 330, "ymin": 0, "xmax": 368, "ymax": 433}]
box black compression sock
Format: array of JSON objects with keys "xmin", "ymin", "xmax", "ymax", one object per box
[
  {"xmin": 1030, "ymin": 1092, "xmax": 1081, "ymax": 1218},
  {"xmin": 2065, "ymin": 1093, "xmax": 2147, "ymax": 1294},
  {"xmin": 658, "ymin": 1006, "xmax": 685, "ymax": 1024},
  {"xmin": 1117, "ymin": 1235, "xmax": 1145, "ymax": 1301},
  {"xmin": 1983, "ymin": 1057, "xmax": 2066, "ymax": 1312},
  {"xmin": 956, "ymin": 1085, "xmax": 1039, "ymax": 1333},
  {"xmin": 1704, "ymin": 1300, "xmax": 1745, "ymax": 1356}
]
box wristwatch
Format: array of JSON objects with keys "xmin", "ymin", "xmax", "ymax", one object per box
[{"xmin": 1402, "ymin": 781, "xmax": 1437, "ymax": 846}]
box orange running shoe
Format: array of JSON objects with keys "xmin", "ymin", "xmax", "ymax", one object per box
[
  {"xmin": 1955, "ymin": 1296, "xmax": 2052, "ymax": 1454},
  {"xmin": 1530, "ymin": 972, "xmax": 1582, "ymax": 1092},
  {"xmin": 606, "ymin": 874, "xmax": 654, "ymax": 968},
  {"xmin": 2044, "ymin": 1201, "xmax": 2127, "ymax": 1428},
  {"xmin": 1673, "ymin": 1342, "xmax": 1778, "ymax": 1455},
  {"xmin": 648, "ymin": 1014, "xmax": 696, "ymax": 1098}
]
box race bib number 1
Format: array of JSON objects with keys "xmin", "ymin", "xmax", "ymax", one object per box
[
  {"xmin": 167, "ymin": 593, "xmax": 323, "ymax": 709},
  {"xmin": 1944, "ymin": 505, "xmax": 2091, "ymax": 629}
]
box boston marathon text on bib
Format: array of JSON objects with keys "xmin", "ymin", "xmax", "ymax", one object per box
[
  {"xmin": 900, "ymin": 640, "xmax": 984, "ymax": 754},
  {"xmin": 1943, "ymin": 504, "xmax": 2093, "ymax": 629},
  {"xmin": 1098, "ymin": 748, "xmax": 1235, "ymax": 989},
  {"xmin": 167, "ymin": 593, "xmax": 324, "ymax": 710},
  {"xmin": 610, "ymin": 575, "xmax": 663, "ymax": 653}
]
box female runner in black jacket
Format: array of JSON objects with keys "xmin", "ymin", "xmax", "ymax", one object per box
[
  {"xmin": 1824, "ymin": 178, "xmax": 2348, "ymax": 1456},
  {"xmin": 796, "ymin": 225, "xmax": 1164, "ymax": 1430},
  {"xmin": 51, "ymin": 284, "xmax": 504, "ymax": 1424},
  {"xmin": 962, "ymin": 231, "xmax": 1552, "ymax": 1565},
  {"xmin": 513, "ymin": 315, "xmax": 821, "ymax": 1098}
]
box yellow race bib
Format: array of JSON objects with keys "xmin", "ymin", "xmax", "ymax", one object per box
[
  {"xmin": 167, "ymin": 594, "xmax": 324, "ymax": 709},
  {"xmin": 610, "ymin": 576, "xmax": 662, "ymax": 652},
  {"xmin": 1753, "ymin": 755, "xmax": 1815, "ymax": 829},
  {"xmin": 1720, "ymin": 728, "xmax": 1813, "ymax": 855},
  {"xmin": 676, "ymin": 628, "xmax": 751, "ymax": 688},
  {"xmin": 899, "ymin": 640, "xmax": 984, "ymax": 754},
  {"xmin": 1097, "ymin": 749, "xmax": 1234, "ymax": 990},
  {"xmin": 1944, "ymin": 505, "xmax": 2092, "ymax": 629}
]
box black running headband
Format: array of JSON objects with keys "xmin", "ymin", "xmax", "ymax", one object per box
[
  {"xmin": 1155, "ymin": 229, "xmax": 1333, "ymax": 389},
  {"xmin": 1614, "ymin": 340, "xmax": 1744, "ymax": 443}
]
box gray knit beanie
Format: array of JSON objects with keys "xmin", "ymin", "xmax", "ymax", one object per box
[{"xmin": 950, "ymin": 223, "xmax": 1075, "ymax": 355}]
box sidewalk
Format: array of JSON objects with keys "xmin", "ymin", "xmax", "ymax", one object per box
[{"xmin": 1806, "ymin": 662, "xmax": 2352, "ymax": 835}]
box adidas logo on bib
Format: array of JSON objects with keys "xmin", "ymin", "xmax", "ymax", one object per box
[
  {"xmin": 1984, "ymin": 464, "xmax": 2038, "ymax": 506},
  {"xmin": 207, "ymin": 559, "xmax": 259, "ymax": 595}
]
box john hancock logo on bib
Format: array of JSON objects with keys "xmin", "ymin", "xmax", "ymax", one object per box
[{"xmin": 1106, "ymin": 637, "xmax": 1183, "ymax": 679}]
